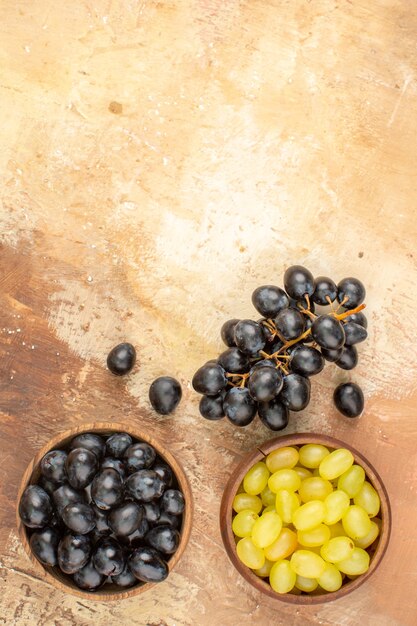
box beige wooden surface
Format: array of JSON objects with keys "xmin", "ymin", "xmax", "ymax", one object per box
[{"xmin": 1, "ymin": 1, "xmax": 417, "ymax": 625}]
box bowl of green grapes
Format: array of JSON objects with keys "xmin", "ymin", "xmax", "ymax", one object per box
[{"xmin": 220, "ymin": 433, "xmax": 391, "ymax": 603}]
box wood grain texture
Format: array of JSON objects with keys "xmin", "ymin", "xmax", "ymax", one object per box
[{"xmin": 0, "ymin": 1, "xmax": 417, "ymax": 625}]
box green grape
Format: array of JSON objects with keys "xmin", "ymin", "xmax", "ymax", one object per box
[
  {"xmin": 253, "ymin": 558, "xmax": 273, "ymax": 578},
  {"xmin": 328, "ymin": 522, "xmax": 345, "ymax": 538},
  {"xmin": 299, "ymin": 477, "xmax": 333, "ymax": 502},
  {"xmin": 290, "ymin": 550, "xmax": 326, "ymax": 578},
  {"xmin": 275, "ymin": 490, "xmax": 300, "ymax": 523},
  {"xmin": 323, "ymin": 489, "xmax": 350, "ymax": 525},
  {"xmin": 320, "ymin": 536, "xmax": 355, "ymax": 562},
  {"xmin": 264, "ymin": 527, "xmax": 298, "ymax": 561},
  {"xmin": 269, "ymin": 559, "xmax": 296, "ymax": 593},
  {"xmin": 336, "ymin": 547, "xmax": 370, "ymax": 575},
  {"xmin": 354, "ymin": 520, "xmax": 380, "ymax": 549},
  {"xmin": 262, "ymin": 505, "xmax": 276, "ymax": 515},
  {"xmin": 268, "ymin": 469, "xmax": 301, "ymax": 493},
  {"xmin": 232, "ymin": 509, "xmax": 259, "ymax": 538},
  {"xmin": 292, "ymin": 500, "xmax": 326, "ymax": 531},
  {"xmin": 251, "ymin": 511, "xmax": 282, "ymax": 548},
  {"xmin": 295, "ymin": 575, "xmax": 318, "ymax": 592},
  {"xmin": 337, "ymin": 464, "xmax": 365, "ymax": 498},
  {"xmin": 266, "ymin": 447, "xmax": 299, "ymax": 472},
  {"xmin": 243, "ymin": 462, "xmax": 270, "ymax": 495},
  {"xmin": 297, "ymin": 524, "xmax": 331, "ymax": 548},
  {"xmin": 298, "ymin": 444, "xmax": 330, "ymax": 469},
  {"xmin": 353, "ymin": 482, "xmax": 380, "ymax": 517},
  {"xmin": 261, "ymin": 485, "xmax": 277, "ymax": 507},
  {"xmin": 293, "ymin": 466, "xmax": 313, "ymax": 481},
  {"xmin": 319, "ymin": 448, "xmax": 354, "ymax": 480},
  {"xmin": 318, "ymin": 563, "xmax": 343, "ymax": 592},
  {"xmin": 342, "ymin": 505, "xmax": 372, "ymax": 539},
  {"xmin": 233, "ymin": 493, "xmax": 263, "ymax": 514},
  {"xmin": 236, "ymin": 537, "xmax": 265, "ymax": 569}
]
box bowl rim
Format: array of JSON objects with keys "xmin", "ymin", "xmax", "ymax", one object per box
[
  {"xmin": 16, "ymin": 421, "xmax": 193, "ymax": 601},
  {"xmin": 220, "ymin": 432, "xmax": 392, "ymax": 605}
]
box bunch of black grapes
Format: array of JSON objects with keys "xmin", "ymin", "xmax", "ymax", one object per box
[{"xmin": 193, "ymin": 265, "xmax": 367, "ymax": 430}]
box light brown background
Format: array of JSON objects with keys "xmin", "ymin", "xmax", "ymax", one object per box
[{"xmin": 1, "ymin": 1, "xmax": 417, "ymax": 625}]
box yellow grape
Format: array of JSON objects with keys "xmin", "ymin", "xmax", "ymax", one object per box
[
  {"xmin": 292, "ymin": 500, "xmax": 326, "ymax": 531},
  {"xmin": 243, "ymin": 462, "xmax": 270, "ymax": 495},
  {"xmin": 236, "ymin": 537, "xmax": 265, "ymax": 569},
  {"xmin": 354, "ymin": 520, "xmax": 380, "ymax": 549},
  {"xmin": 262, "ymin": 505, "xmax": 276, "ymax": 515},
  {"xmin": 264, "ymin": 527, "xmax": 298, "ymax": 561},
  {"xmin": 251, "ymin": 511, "xmax": 282, "ymax": 548},
  {"xmin": 342, "ymin": 505, "xmax": 372, "ymax": 539},
  {"xmin": 293, "ymin": 466, "xmax": 313, "ymax": 481},
  {"xmin": 266, "ymin": 447, "xmax": 299, "ymax": 472},
  {"xmin": 323, "ymin": 489, "xmax": 350, "ymax": 525},
  {"xmin": 299, "ymin": 477, "xmax": 333, "ymax": 503},
  {"xmin": 319, "ymin": 448, "xmax": 354, "ymax": 480},
  {"xmin": 298, "ymin": 444, "xmax": 330, "ymax": 469},
  {"xmin": 336, "ymin": 547, "xmax": 370, "ymax": 575},
  {"xmin": 269, "ymin": 559, "xmax": 296, "ymax": 593},
  {"xmin": 297, "ymin": 524, "xmax": 331, "ymax": 548},
  {"xmin": 275, "ymin": 490, "xmax": 300, "ymax": 523},
  {"xmin": 337, "ymin": 464, "xmax": 365, "ymax": 498},
  {"xmin": 253, "ymin": 558, "xmax": 273, "ymax": 578},
  {"xmin": 232, "ymin": 510, "xmax": 259, "ymax": 537},
  {"xmin": 233, "ymin": 493, "xmax": 263, "ymax": 514},
  {"xmin": 261, "ymin": 485, "xmax": 276, "ymax": 507},
  {"xmin": 290, "ymin": 550, "xmax": 326, "ymax": 578},
  {"xmin": 318, "ymin": 563, "xmax": 343, "ymax": 592},
  {"xmin": 328, "ymin": 522, "xmax": 345, "ymax": 538},
  {"xmin": 295, "ymin": 575, "xmax": 318, "ymax": 592},
  {"xmin": 354, "ymin": 482, "xmax": 380, "ymax": 517},
  {"xmin": 268, "ymin": 469, "xmax": 301, "ymax": 493},
  {"xmin": 320, "ymin": 536, "xmax": 355, "ymax": 562}
]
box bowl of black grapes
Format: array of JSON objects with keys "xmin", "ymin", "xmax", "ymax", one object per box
[{"xmin": 17, "ymin": 423, "xmax": 192, "ymax": 600}]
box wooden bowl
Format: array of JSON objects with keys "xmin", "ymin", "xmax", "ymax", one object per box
[
  {"xmin": 17, "ymin": 422, "xmax": 193, "ymax": 601},
  {"xmin": 220, "ymin": 433, "xmax": 391, "ymax": 604}
]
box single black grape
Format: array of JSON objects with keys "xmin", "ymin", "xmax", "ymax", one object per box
[
  {"xmin": 248, "ymin": 366, "xmax": 283, "ymax": 402},
  {"xmin": 58, "ymin": 534, "xmax": 91, "ymax": 574},
  {"xmin": 223, "ymin": 387, "xmax": 257, "ymax": 426},
  {"xmin": 30, "ymin": 526, "xmax": 60, "ymax": 566},
  {"xmin": 284, "ymin": 265, "xmax": 314, "ymax": 300},
  {"xmin": 290, "ymin": 345, "xmax": 325, "ymax": 377},
  {"xmin": 249, "ymin": 359, "xmax": 276, "ymax": 375},
  {"xmin": 279, "ymin": 373, "xmax": 310, "ymax": 411},
  {"xmin": 40, "ymin": 450, "xmax": 68, "ymax": 484},
  {"xmin": 160, "ymin": 489, "xmax": 185, "ymax": 516},
  {"xmin": 124, "ymin": 442, "xmax": 156, "ymax": 473},
  {"xmin": 70, "ymin": 433, "xmax": 105, "ymax": 460},
  {"xmin": 343, "ymin": 321, "xmax": 368, "ymax": 346},
  {"xmin": 100, "ymin": 457, "xmax": 126, "ymax": 479},
  {"xmin": 153, "ymin": 461, "xmax": 174, "ymax": 488},
  {"xmin": 108, "ymin": 502, "xmax": 144, "ymax": 537},
  {"xmin": 199, "ymin": 394, "xmax": 225, "ymax": 420},
  {"xmin": 93, "ymin": 537, "xmax": 125, "ymax": 576},
  {"xmin": 312, "ymin": 276, "xmax": 337, "ymax": 305},
  {"xmin": 91, "ymin": 468, "xmax": 124, "ymax": 511},
  {"xmin": 258, "ymin": 398, "xmax": 289, "ymax": 431},
  {"xmin": 333, "ymin": 382, "xmax": 364, "ymax": 417},
  {"xmin": 337, "ymin": 277, "xmax": 366, "ymax": 309},
  {"xmin": 346, "ymin": 312, "xmax": 367, "ymax": 329},
  {"xmin": 145, "ymin": 525, "xmax": 180, "ymax": 555},
  {"xmin": 62, "ymin": 502, "xmax": 95, "ymax": 535},
  {"xmin": 143, "ymin": 501, "xmax": 161, "ymax": 523},
  {"xmin": 335, "ymin": 345, "xmax": 358, "ymax": 370},
  {"xmin": 192, "ymin": 362, "xmax": 227, "ymax": 396},
  {"xmin": 112, "ymin": 563, "xmax": 137, "ymax": 588},
  {"xmin": 105, "ymin": 432, "xmax": 133, "ymax": 459},
  {"xmin": 73, "ymin": 559, "xmax": 106, "ymax": 591},
  {"xmin": 125, "ymin": 470, "xmax": 165, "ymax": 502},
  {"xmin": 217, "ymin": 348, "xmax": 250, "ymax": 374},
  {"xmin": 128, "ymin": 547, "xmax": 168, "ymax": 583},
  {"xmin": 220, "ymin": 319, "xmax": 240, "ymax": 347},
  {"xmin": 107, "ymin": 342, "xmax": 136, "ymax": 376},
  {"xmin": 321, "ymin": 347, "xmax": 343, "ymax": 362},
  {"xmin": 66, "ymin": 448, "xmax": 98, "ymax": 489},
  {"xmin": 19, "ymin": 485, "xmax": 52, "ymax": 529},
  {"xmin": 234, "ymin": 320, "xmax": 266, "ymax": 355},
  {"xmin": 149, "ymin": 376, "xmax": 182, "ymax": 415},
  {"xmin": 252, "ymin": 285, "xmax": 289, "ymax": 318},
  {"xmin": 53, "ymin": 484, "xmax": 86, "ymax": 516},
  {"xmin": 311, "ymin": 315, "xmax": 345, "ymax": 349},
  {"xmin": 275, "ymin": 308, "xmax": 305, "ymax": 340}
]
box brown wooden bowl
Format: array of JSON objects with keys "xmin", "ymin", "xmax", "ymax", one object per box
[
  {"xmin": 17, "ymin": 422, "xmax": 193, "ymax": 601},
  {"xmin": 220, "ymin": 433, "xmax": 391, "ymax": 604}
]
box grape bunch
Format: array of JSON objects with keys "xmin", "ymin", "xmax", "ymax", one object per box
[{"xmin": 193, "ymin": 265, "xmax": 367, "ymax": 430}]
